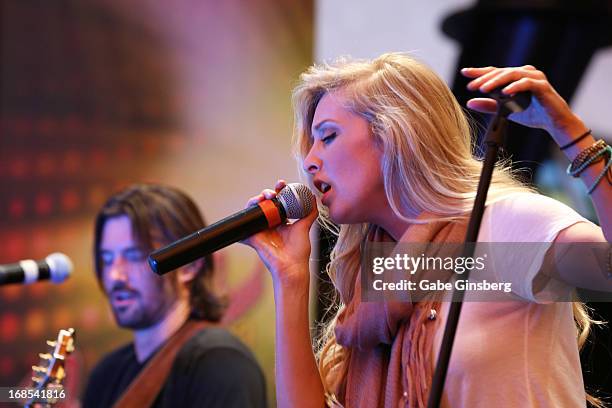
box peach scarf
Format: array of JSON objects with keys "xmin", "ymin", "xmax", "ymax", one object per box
[{"xmin": 333, "ymin": 214, "xmax": 467, "ymax": 408}]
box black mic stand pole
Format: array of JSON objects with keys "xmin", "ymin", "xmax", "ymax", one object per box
[{"xmin": 427, "ymin": 101, "xmax": 514, "ymax": 408}]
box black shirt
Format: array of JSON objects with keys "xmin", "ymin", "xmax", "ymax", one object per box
[{"xmin": 82, "ymin": 327, "xmax": 267, "ymax": 408}]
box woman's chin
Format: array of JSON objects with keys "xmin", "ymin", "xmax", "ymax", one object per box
[
  {"xmin": 328, "ymin": 207, "xmax": 362, "ymax": 225},
  {"xmin": 327, "ymin": 207, "xmax": 343, "ymax": 224}
]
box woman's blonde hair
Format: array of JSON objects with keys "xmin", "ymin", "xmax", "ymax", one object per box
[{"xmin": 291, "ymin": 52, "xmax": 603, "ymax": 406}]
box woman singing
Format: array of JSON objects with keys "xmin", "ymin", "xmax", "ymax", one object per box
[{"xmin": 245, "ymin": 53, "xmax": 611, "ymax": 407}]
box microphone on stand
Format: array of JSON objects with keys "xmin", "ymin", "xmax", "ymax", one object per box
[
  {"xmin": 148, "ymin": 183, "xmax": 315, "ymax": 275},
  {"xmin": 0, "ymin": 252, "xmax": 73, "ymax": 286},
  {"xmin": 486, "ymin": 88, "xmax": 532, "ymax": 114}
]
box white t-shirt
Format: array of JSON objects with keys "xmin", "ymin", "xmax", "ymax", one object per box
[{"xmin": 433, "ymin": 192, "xmax": 591, "ymax": 408}]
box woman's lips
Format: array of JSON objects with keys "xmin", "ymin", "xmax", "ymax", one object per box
[{"xmin": 321, "ymin": 187, "xmax": 332, "ymax": 206}]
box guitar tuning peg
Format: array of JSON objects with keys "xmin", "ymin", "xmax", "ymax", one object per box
[
  {"xmin": 39, "ymin": 353, "xmax": 52, "ymax": 360},
  {"xmin": 32, "ymin": 365, "xmax": 46, "ymax": 373},
  {"xmin": 47, "ymin": 340, "xmax": 57, "ymax": 347},
  {"xmin": 32, "ymin": 376, "xmax": 42, "ymax": 383}
]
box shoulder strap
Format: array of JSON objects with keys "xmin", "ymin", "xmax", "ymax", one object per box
[{"xmin": 112, "ymin": 320, "xmax": 211, "ymax": 408}]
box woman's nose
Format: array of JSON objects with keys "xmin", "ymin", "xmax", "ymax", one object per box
[{"xmin": 303, "ymin": 145, "xmax": 321, "ymax": 174}]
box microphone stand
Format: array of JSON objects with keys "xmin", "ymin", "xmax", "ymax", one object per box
[{"xmin": 427, "ymin": 101, "xmax": 514, "ymax": 408}]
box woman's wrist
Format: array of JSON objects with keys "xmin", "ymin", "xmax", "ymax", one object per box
[
  {"xmin": 273, "ymin": 272, "xmax": 311, "ymax": 317},
  {"xmin": 548, "ymin": 115, "xmax": 598, "ymax": 162},
  {"xmin": 549, "ymin": 113, "xmax": 589, "ymax": 147},
  {"xmin": 272, "ymin": 262, "xmax": 311, "ymax": 294}
]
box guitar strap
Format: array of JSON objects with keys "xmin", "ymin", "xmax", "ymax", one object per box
[{"xmin": 112, "ymin": 319, "xmax": 212, "ymax": 408}]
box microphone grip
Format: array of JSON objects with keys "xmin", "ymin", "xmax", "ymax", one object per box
[
  {"xmin": 0, "ymin": 260, "xmax": 50, "ymax": 285},
  {"xmin": 149, "ymin": 199, "xmax": 286, "ymax": 275},
  {"xmin": 0, "ymin": 263, "xmax": 23, "ymax": 285}
]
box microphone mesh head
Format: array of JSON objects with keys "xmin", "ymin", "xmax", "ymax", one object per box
[
  {"xmin": 46, "ymin": 252, "xmax": 73, "ymax": 284},
  {"xmin": 277, "ymin": 183, "xmax": 315, "ymax": 219}
]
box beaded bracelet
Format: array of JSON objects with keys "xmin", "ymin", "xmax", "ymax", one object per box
[
  {"xmin": 567, "ymin": 140, "xmax": 607, "ymax": 176},
  {"xmin": 585, "ymin": 147, "xmax": 612, "ymax": 194},
  {"xmin": 566, "ymin": 140, "xmax": 612, "ymax": 194},
  {"xmin": 559, "ymin": 129, "xmax": 592, "ymax": 150}
]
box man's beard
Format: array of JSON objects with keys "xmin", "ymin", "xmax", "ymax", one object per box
[
  {"xmin": 109, "ymin": 285, "xmax": 175, "ymax": 330},
  {"xmin": 113, "ymin": 298, "xmax": 163, "ymax": 329}
]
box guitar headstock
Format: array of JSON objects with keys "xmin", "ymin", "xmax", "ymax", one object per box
[{"xmin": 27, "ymin": 328, "xmax": 76, "ymax": 407}]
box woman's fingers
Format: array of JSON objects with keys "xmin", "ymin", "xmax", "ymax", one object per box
[
  {"xmin": 246, "ymin": 189, "xmax": 277, "ymax": 207},
  {"xmin": 460, "ymin": 66, "xmax": 496, "ymax": 78},
  {"xmin": 477, "ymin": 69, "xmax": 528, "ymax": 93},
  {"xmin": 262, "ymin": 188, "xmax": 277, "ymax": 200},
  {"xmin": 461, "ymin": 65, "xmax": 550, "ymax": 101},
  {"xmin": 466, "ymin": 98, "xmax": 498, "ymax": 114},
  {"xmin": 501, "ymin": 77, "xmax": 548, "ymax": 96},
  {"xmin": 274, "ymin": 179, "xmax": 287, "ymax": 193},
  {"xmin": 464, "ymin": 68, "xmax": 503, "ymax": 90},
  {"xmin": 246, "ymin": 180, "xmax": 318, "ymax": 229},
  {"xmin": 247, "ymin": 180, "xmax": 288, "ymax": 208},
  {"xmin": 246, "ymin": 193, "xmax": 265, "ymax": 207},
  {"xmin": 462, "ymin": 66, "xmax": 544, "ymax": 93},
  {"xmin": 482, "ymin": 69, "xmax": 545, "ymax": 94},
  {"xmin": 462, "ymin": 65, "xmax": 582, "ymax": 135}
]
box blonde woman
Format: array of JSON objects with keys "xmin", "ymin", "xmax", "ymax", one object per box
[{"xmin": 244, "ymin": 53, "xmax": 611, "ymax": 407}]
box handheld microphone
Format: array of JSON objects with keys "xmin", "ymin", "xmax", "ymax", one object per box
[
  {"xmin": 148, "ymin": 183, "xmax": 315, "ymax": 275},
  {"xmin": 0, "ymin": 252, "xmax": 73, "ymax": 286}
]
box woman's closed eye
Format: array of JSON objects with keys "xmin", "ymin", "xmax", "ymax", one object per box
[{"xmin": 322, "ymin": 132, "xmax": 337, "ymax": 145}]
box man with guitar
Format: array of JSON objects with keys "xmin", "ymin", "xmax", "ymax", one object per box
[{"xmin": 83, "ymin": 184, "xmax": 267, "ymax": 408}]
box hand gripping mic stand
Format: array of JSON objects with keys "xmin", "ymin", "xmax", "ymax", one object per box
[{"xmin": 426, "ymin": 91, "xmax": 530, "ymax": 408}]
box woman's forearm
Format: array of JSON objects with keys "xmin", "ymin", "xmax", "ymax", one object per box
[
  {"xmin": 273, "ymin": 265, "xmax": 326, "ymax": 408},
  {"xmin": 552, "ymin": 118, "xmax": 612, "ymax": 241}
]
